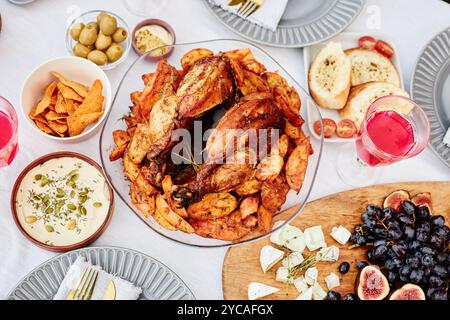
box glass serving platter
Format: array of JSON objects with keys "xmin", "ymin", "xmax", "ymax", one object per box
[{"xmin": 99, "ymin": 39, "xmax": 324, "ymax": 248}]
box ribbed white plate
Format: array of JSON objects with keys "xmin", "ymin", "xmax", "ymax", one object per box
[
  {"xmin": 411, "ymin": 28, "xmax": 450, "ymax": 167},
  {"xmin": 7, "ymin": 246, "xmax": 195, "ymax": 300},
  {"xmin": 204, "ymin": 0, "xmax": 366, "ymax": 48}
]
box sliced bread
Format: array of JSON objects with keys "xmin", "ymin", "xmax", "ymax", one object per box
[
  {"xmin": 339, "ymin": 81, "xmax": 409, "ymax": 129},
  {"xmin": 345, "ymin": 48, "xmax": 401, "ymax": 87},
  {"xmin": 308, "ymin": 42, "xmax": 351, "ymax": 110}
]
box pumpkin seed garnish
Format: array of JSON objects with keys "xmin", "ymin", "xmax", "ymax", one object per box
[
  {"xmin": 34, "ymin": 174, "xmax": 43, "ymax": 181},
  {"xmin": 45, "ymin": 225, "xmax": 55, "ymax": 233},
  {"xmin": 25, "ymin": 216, "xmax": 37, "ymax": 224},
  {"xmin": 93, "ymin": 202, "xmax": 103, "ymax": 208}
]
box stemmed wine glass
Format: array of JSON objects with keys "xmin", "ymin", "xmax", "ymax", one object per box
[
  {"xmin": 122, "ymin": 0, "xmax": 169, "ymax": 17},
  {"xmin": 336, "ymin": 95, "xmax": 430, "ymax": 187}
]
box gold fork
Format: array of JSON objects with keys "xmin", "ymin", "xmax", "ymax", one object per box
[
  {"xmin": 66, "ymin": 267, "xmax": 99, "ymax": 300},
  {"xmin": 235, "ymin": 0, "xmax": 265, "ymax": 18}
]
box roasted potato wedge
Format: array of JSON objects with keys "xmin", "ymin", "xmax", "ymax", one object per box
[
  {"xmin": 135, "ymin": 168, "xmax": 159, "ymax": 196},
  {"xmin": 109, "ymin": 144, "xmax": 127, "ymax": 161},
  {"xmin": 223, "ymin": 48, "xmax": 251, "ymax": 61},
  {"xmin": 134, "ymin": 197, "xmax": 156, "ymax": 218},
  {"xmin": 273, "ymin": 86, "xmax": 304, "ymax": 127},
  {"xmin": 187, "ymin": 192, "xmax": 238, "ymax": 219},
  {"xmin": 257, "ymin": 205, "xmax": 273, "ymax": 234},
  {"xmin": 286, "ymin": 138, "xmax": 311, "ymax": 193},
  {"xmin": 113, "ymin": 130, "xmax": 130, "ymax": 147},
  {"xmin": 261, "ymin": 174, "xmax": 290, "ymax": 212},
  {"xmin": 240, "ymin": 196, "xmax": 259, "ymax": 218},
  {"xmin": 153, "ymin": 207, "xmax": 177, "ymax": 231},
  {"xmin": 234, "ymin": 178, "xmax": 262, "ymax": 196},
  {"xmin": 240, "ymin": 58, "xmax": 266, "ymax": 74},
  {"xmin": 181, "ymin": 48, "xmax": 214, "ymax": 71},
  {"xmin": 123, "ymin": 151, "xmax": 140, "ymax": 181},
  {"xmin": 271, "ymin": 134, "xmax": 290, "ymax": 159},
  {"xmin": 285, "ymin": 120, "xmax": 308, "ymax": 146},
  {"xmin": 155, "ymin": 194, "xmax": 194, "ymax": 233},
  {"xmin": 255, "ymin": 155, "xmax": 284, "ymax": 182}
]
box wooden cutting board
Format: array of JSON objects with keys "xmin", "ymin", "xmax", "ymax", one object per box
[{"xmin": 222, "ymin": 182, "xmax": 450, "ymax": 300}]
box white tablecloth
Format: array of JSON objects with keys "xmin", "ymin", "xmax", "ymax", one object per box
[{"xmin": 0, "ymin": 0, "xmax": 449, "ymax": 300}]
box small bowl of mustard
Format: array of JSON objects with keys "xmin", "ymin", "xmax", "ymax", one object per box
[{"xmin": 132, "ymin": 19, "xmax": 176, "ymax": 60}]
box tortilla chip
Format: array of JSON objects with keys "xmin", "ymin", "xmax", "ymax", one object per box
[
  {"xmin": 51, "ymin": 93, "xmax": 58, "ymax": 105},
  {"xmin": 67, "ymin": 111, "xmax": 103, "ymax": 136},
  {"xmin": 45, "ymin": 110, "xmax": 67, "ymax": 121},
  {"xmin": 47, "ymin": 120, "xmax": 68, "ymax": 134},
  {"xmin": 57, "ymin": 83, "xmax": 84, "ymax": 102},
  {"xmin": 33, "ymin": 114, "xmax": 48, "ymax": 124},
  {"xmin": 55, "ymin": 119, "xmax": 66, "ymax": 124},
  {"xmin": 35, "ymin": 120, "xmax": 56, "ymax": 135},
  {"xmin": 33, "ymin": 82, "xmax": 57, "ymax": 116},
  {"xmin": 48, "ymin": 104, "xmax": 55, "ymax": 111},
  {"xmin": 54, "ymin": 91, "xmax": 68, "ymax": 114},
  {"xmin": 73, "ymin": 80, "xmax": 104, "ymax": 115},
  {"xmin": 52, "ymin": 72, "xmax": 89, "ymax": 98}
]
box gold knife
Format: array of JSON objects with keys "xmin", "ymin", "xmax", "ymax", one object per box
[{"xmin": 102, "ymin": 280, "xmax": 116, "ymax": 300}]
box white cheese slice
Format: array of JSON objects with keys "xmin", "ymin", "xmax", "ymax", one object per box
[
  {"xmin": 305, "ymin": 267, "xmax": 318, "ymax": 286},
  {"xmin": 282, "ymin": 252, "xmax": 304, "ymax": 268},
  {"xmin": 293, "ymin": 276, "xmax": 309, "ymax": 294},
  {"xmin": 304, "ymin": 226, "xmax": 326, "ymax": 251},
  {"xmin": 296, "ymin": 287, "xmax": 313, "ymax": 300},
  {"xmin": 318, "ymin": 245, "xmax": 340, "ymax": 262},
  {"xmin": 269, "ymin": 220, "xmax": 286, "ymax": 245},
  {"xmin": 312, "ymin": 282, "xmax": 327, "ymax": 300},
  {"xmin": 248, "ymin": 282, "xmax": 280, "ymax": 300},
  {"xmin": 275, "ymin": 267, "xmax": 290, "ymax": 283},
  {"xmin": 284, "ymin": 235, "xmax": 306, "ymax": 253},
  {"xmin": 443, "ymin": 127, "xmax": 450, "ymax": 146},
  {"xmin": 279, "ymin": 225, "xmax": 303, "ymax": 246},
  {"xmin": 324, "ymin": 273, "xmax": 340, "ymax": 291},
  {"xmin": 330, "ymin": 225, "xmax": 351, "ymax": 245},
  {"xmin": 260, "ymin": 245, "xmax": 284, "ymax": 273}
]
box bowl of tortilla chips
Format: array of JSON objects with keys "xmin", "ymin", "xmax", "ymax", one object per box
[{"xmin": 21, "ymin": 56, "xmax": 112, "ymax": 141}]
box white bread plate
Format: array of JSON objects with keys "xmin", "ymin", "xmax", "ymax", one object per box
[
  {"xmin": 304, "ymin": 32, "xmax": 405, "ymax": 144},
  {"xmin": 21, "ymin": 56, "xmax": 112, "ymax": 142}
]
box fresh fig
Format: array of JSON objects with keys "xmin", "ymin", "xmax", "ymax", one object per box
[
  {"xmin": 389, "ymin": 284, "xmax": 426, "ymax": 300},
  {"xmin": 383, "ymin": 190, "xmax": 410, "ymax": 212},
  {"xmin": 356, "ymin": 266, "xmax": 390, "ymax": 300},
  {"xmin": 411, "ymin": 192, "xmax": 433, "ymax": 213}
]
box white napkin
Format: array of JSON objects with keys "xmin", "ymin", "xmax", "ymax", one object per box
[
  {"xmin": 443, "ymin": 127, "xmax": 450, "ymax": 147},
  {"xmin": 210, "ymin": 0, "xmax": 288, "ymax": 32},
  {"xmin": 53, "ymin": 257, "xmax": 142, "ymax": 300}
]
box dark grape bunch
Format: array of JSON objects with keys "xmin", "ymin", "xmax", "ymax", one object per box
[{"xmin": 349, "ymin": 201, "xmax": 450, "ymax": 300}]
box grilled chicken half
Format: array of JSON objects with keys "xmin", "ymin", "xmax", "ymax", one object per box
[{"xmin": 177, "ymin": 56, "xmax": 233, "ymax": 119}]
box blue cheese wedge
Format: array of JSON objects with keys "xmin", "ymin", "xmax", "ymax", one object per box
[
  {"xmin": 248, "ymin": 282, "xmax": 280, "ymax": 300},
  {"xmin": 269, "ymin": 220, "xmax": 286, "ymax": 245},
  {"xmin": 276, "ymin": 267, "xmax": 290, "ymax": 283},
  {"xmin": 296, "ymin": 287, "xmax": 313, "ymax": 300},
  {"xmin": 325, "ymin": 272, "xmax": 340, "ymax": 290},
  {"xmin": 331, "ymin": 225, "xmax": 351, "ymax": 245},
  {"xmin": 304, "ymin": 226, "xmax": 326, "ymax": 251},
  {"xmin": 312, "ymin": 283, "xmax": 327, "ymax": 300},
  {"xmin": 279, "ymin": 225, "xmax": 303, "ymax": 246},
  {"xmin": 293, "ymin": 276, "xmax": 309, "ymax": 294},
  {"xmin": 318, "ymin": 245, "xmax": 340, "ymax": 262},
  {"xmin": 282, "ymin": 252, "xmax": 304, "ymax": 268},
  {"xmin": 305, "ymin": 267, "xmax": 318, "ymax": 285},
  {"xmin": 443, "ymin": 127, "xmax": 450, "ymax": 146},
  {"xmin": 260, "ymin": 245, "xmax": 284, "ymax": 273}
]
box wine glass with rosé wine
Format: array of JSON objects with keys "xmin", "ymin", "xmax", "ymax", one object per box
[
  {"xmin": 337, "ymin": 95, "xmax": 430, "ymax": 187},
  {"xmin": 0, "ymin": 96, "xmax": 18, "ymax": 168}
]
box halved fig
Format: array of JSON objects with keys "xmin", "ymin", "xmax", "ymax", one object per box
[
  {"xmin": 383, "ymin": 190, "xmax": 410, "ymax": 212},
  {"xmin": 356, "ymin": 266, "xmax": 390, "ymax": 300},
  {"xmin": 411, "ymin": 192, "xmax": 433, "ymax": 213},
  {"xmin": 389, "ymin": 284, "xmax": 426, "ymax": 300}
]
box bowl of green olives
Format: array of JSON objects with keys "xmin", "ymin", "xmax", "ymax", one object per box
[{"xmin": 66, "ymin": 10, "xmax": 131, "ymax": 71}]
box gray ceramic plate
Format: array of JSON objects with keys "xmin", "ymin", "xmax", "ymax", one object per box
[
  {"xmin": 204, "ymin": 0, "xmax": 365, "ymax": 47},
  {"xmin": 7, "ymin": 246, "xmax": 195, "ymax": 300},
  {"xmin": 411, "ymin": 28, "xmax": 450, "ymax": 167}
]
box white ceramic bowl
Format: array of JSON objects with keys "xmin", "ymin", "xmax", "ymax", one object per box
[{"xmin": 21, "ymin": 56, "xmax": 112, "ymax": 142}]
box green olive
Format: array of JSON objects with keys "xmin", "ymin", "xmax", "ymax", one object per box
[
  {"xmin": 106, "ymin": 43, "xmax": 123, "ymax": 62},
  {"xmin": 99, "ymin": 15, "xmax": 117, "ymax": 36},
  {"xmin": 79, "ymin": 25, "xmax": 98, "ymax": 46},
  {"xmin": 95, "ymin": 33, "xmax": 112, "ymax": 51},
  {"xmin": 72, "ymin": 43, "xmax": 92, "ymax": 58},
  {"xmin": 112, "ymin": 27, "xmax": 128, "ymax": 43},
  {"xmin": 96, "ymin": 12, "xmax": 110, "ymax": 23},
  {"xmin": 88, "ymin": 50, "xmax": 108, "ymax": 65},
  {"xmin": 86, "ymin": 21, "xmax": 99, "ymax": 32},
  {"xmin": 70, "ymin": 23, "xmax": 85, "ymax": 41}
]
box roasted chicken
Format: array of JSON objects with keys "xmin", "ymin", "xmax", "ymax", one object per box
[{"xmin": 109, "ymin": 47, "xmax": 313, "ymax": 241}]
